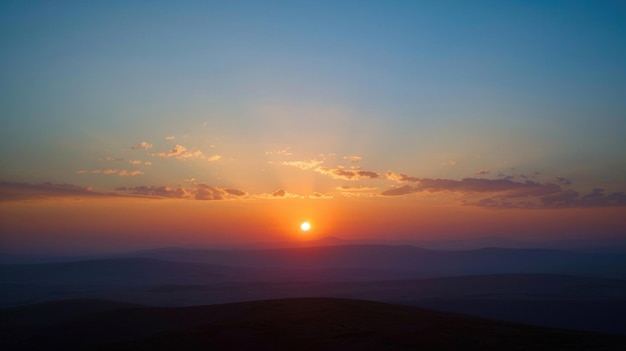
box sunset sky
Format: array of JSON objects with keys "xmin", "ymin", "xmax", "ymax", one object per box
[{"xmin": 1, "ymin": 1, "xmax": 625, "ymax": 253}]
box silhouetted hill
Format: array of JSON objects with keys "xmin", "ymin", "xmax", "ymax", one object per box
[
  {"xmin": 2, "ymin": 298, "xmax": 625, "ymax": 350},
  {"xmin": 0, "ymin": 299, "xmax": 145, "ymax": 326}
]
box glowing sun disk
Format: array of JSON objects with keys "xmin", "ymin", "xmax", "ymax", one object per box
[{"xmin": 300, "ymin": 221, "xmax": 311, "ymax": 231}]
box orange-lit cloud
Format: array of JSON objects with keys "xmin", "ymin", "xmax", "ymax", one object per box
[
  {"xmin": 343, "ymin": 155, "xmax": 362, "ymax": 163},
  {"xmin": 385, "ymin": 171, "xmax": 419, "ymax": 183},
  {"xmin": 152, "ymin": 144, "xmax": 221, "ymax": 161},
  {"xmin": 99, "ymin": 157, "xmax": 123, "ymax": 162},
  {"xmin": 265, "ymin": 147, "xmax": 293, "ymax": 156},
  {"xmin": 75, "ymin": 169, "xmax": 144, "ymax": 176},
  {"xmin": 475, "ymin": 169, "xmax": 490, "ymax": 175},
  {"xmin": 336, "ymin": 185, "xmax": 377, "ymax": 192},
  {"xmin": 254, "ymin": 189, "xmax": 304, "ymax": 199},
  {"xmin": 315, "ymin": 166, "xmax": 380, "ymax": 180},
  {"xmin": 118, "ymin": 183, "xmax": 247, "ymax": 200},
  {"xmin": 281, "ymin": 159, "xmax": 324, "ymax": 170},
  {"xmin": 272, "ymin": 189, "xmax": 287, "ymax": 197},
  {"xmin": 131, "ymin": 141, "xmax": 153, "ymax": 150},
  {"xmin": 309, "ymin": 192, "xmax": 333, "ymax": 199}
]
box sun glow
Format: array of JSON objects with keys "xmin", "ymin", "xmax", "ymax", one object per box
[{"xmin": 300, "ymin": 221, "xmax": 311, "ymax": 232}]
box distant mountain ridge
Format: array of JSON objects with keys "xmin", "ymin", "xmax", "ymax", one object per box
[
  {"xmin": 4, "ymin": 235, "xmax": 626, "ymax": 264},
  {"xmin": 3, "ymin": 245, "xmax": 626, "ymax": 281},
  {"xmin": 112, "ymin": 244, "xmax": 626, "ymax": 279}
]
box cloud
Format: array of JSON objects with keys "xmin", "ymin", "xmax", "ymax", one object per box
[
  {"xmin": 119, "ymin": 183, "xmax": 247, "ymax": 200},
  {"xmin": 224, "ymin": 188, "xmax": 247, "ymax": 197},
  {"xmin": 281, "ymin": 159, "xmax": 324, "ymax": 170},
  {"xmin": 128, "ymin": 160, "xmax": 143, "ymax": 165},
  {"xmin": 0, "ymin": 181, "xmax": 114, "ymax": 201},
  {"xmin": 152, "ymin": 144, "xmax": 216, "ymax": 160},
  {"xmin": 415, "ymin": 178, "xmax": 562, "ymax": 197},
  {"xmin": 272, "ymin": 189, "xmax": 286, "ymax": 197},
  {"xmin": 442, "ymin": 160, "xmax": 458, "ymax": 166},
  {"xmin": 152, "ymin": 144, "xmax": 188, "ymax": 158},
  {"xmin": 385, "ymin": 171, "xmax": 420, "ymax": 183},
  {"xmin": 75, "ymin": 169, "xmax": 144, "ymax": 177},
  {"xmin": 336, "ymin": 185, "xmax": 377, "ymax": 192},
  {"xmin": 118, "ymin": 170, "xmax": 144, "ymax": 176},
  {"xmin": 99, "ymin": 157, "xmax": 123, "ymax": 162},
  {"xmin": 131, "ymin": 141, "xmax": 153, "ymax": 150},
  {"xmin": 195, "ymin": 183, "xmax": 225, "ymax": 200},
  {"xmin": 280, "ymin": 155, "xmax": 378, "ymax": 181},
  {"xmin": 265, "ymin": 147, "xmax": 293, "ymax": 156},
  {"xmin": 254, "ymin": 189, "xmax": 304, "ymax": 199},
  {"xmin": 207, "ymin": 155, "xmax": 222, "ymax": 162},
  {"xmin": 539, "ymin": 189, "xmax": 580, "ymax": 208},
  {"xmin": 474, "ymin": 169, "xmax": 490, "ymax": 175},
  {"xmin": 309, "ymin": 192, "xmax": 333, "ymax": 199},
  {"xmin": 122, "ymin": 185, "xmax": 189, "ymax": 199},
  {"xmin": 555, "ymin": 177, "xmax": 572, "ymax": 185},
  {"xmin": 315, "ymin": 166, "xmax": 380, "ymax": 181},
  {"xmin": 343, "ymin": 155, "xmax": 362, "ymax": 163},
  {"xmin": 165, "ymin": 136, "xmax": 175, "ymax": 140},
  {"xmin": 382, "ymin": 174, "xmax": 562, "ymax": 197},
  {"xmin": 380, "ymin": 185, "xmax": 416, "ymax": 196},
  {"xmin": 471, "ymin": 187, "xmax": 626, "ymax": 209}
]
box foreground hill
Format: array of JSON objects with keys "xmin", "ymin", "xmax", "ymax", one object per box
[{"xmin": 2, "ymin": 298, "xmax": 625, "ymax": 350}]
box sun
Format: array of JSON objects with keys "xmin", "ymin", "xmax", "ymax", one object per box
[{"xmin": 300, "ymin": 221, "xmax": 311, "ymax": 232}]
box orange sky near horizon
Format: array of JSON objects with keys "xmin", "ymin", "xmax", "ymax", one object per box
[{"xmin": 2, "ymin": 195, "xmax": 625, "ymax": 254}]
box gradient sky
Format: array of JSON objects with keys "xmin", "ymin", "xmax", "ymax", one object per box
[{"xmin": 1, "ymin": 0, "xmax": 625, "ymax": 253}]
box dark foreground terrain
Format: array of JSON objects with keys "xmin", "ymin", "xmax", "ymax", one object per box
[{"xmin": 2, "ymin": 298, "xmax": 625, "ymax": 350}]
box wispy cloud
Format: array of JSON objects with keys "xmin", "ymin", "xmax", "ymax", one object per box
[
  {"xmin": 75, "ymin": 169, "xmax": 144, "ymax": 176},
  {"xmin": 336, "ymin": 185, "xmax": 377, "ymax": 192},
  {"xmin": 265, "ymin": 147, "xmax": 293, "ymax": 156},
  {"xmin": 380, "ymin": 185, "xmax": 415, "ymax": 196},
  {"xmin": 0, "ymin": 181, "xmax": 110, "ymax": 201},
  {"xmin": 381, "ymin": 177, "xmax": 562, "ymax": 197},
  {"xmin": 131, "ymin": 141, "xmax": 153, "ymax": 150},
  {"xmin": 152, "ymin": 144, "xmax": 195, "ymax": 158},
  {"xmin": 99, "ymin": 157, "xmax": 123, "ymax": 162},
  {"xmin": 474, "ymin": 169, "xmax": 490, "ymax": 175},
  {"xmin": 165, "ymin": 136, "xmax": 175, "ymax": 141},
  {"xmin": 254, "ymin": 189, "xmax": 304, "ymax": 199},
  {"xmin": 385, "ymin": 171, "xmax": 419, "ymax": 183},
  {"xmin": 378, "ymin": 174, "xmax": 626, "ymax": 209},
  {"xmin": 309, "ymin": 192, "xmax": 333, "ymax": 199},
  {"xmin": 315, "ymin": 166, "xmax": 380, "ymax": 180},
  {"xmin": 343, "ymin": 155, "xmax": 362, "ymax": 163},
  {"xmin": 555, "ymin": 177, "xmax": 572, "ymax": 185},
  {"xmin": 152, "ymin": 144, "xmax": 220, "ymax": 161},
  {"xmin": 281, "ymin": 159, "xmax": 324, "ymax": 170},
  {"xmin": 272, "ymin": 189, "xmax": 287, "ymax": 197},
  {"xmin": 118, "ymin": 170, "xmax": 144, "ymax": 176},
  {"xmin": 127, "ymin": 160, "xmax": 151, "ymax": 166},
  {"xmin": 118, "ymin": 183, "xmax": 247, "ymax": 200},
  {"xmin": 118, "ymin": 185, "xmax": 189, "ymax": 199}
]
